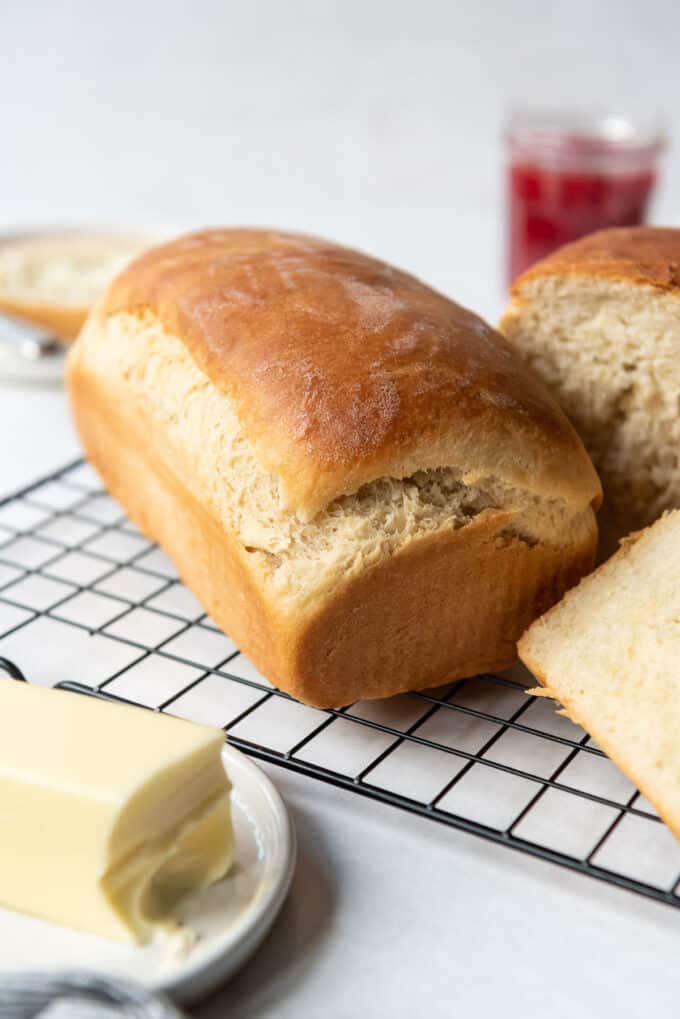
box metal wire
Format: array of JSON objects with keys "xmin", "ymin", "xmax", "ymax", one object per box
[{"xmin": 1, "ymin": 458, "xmax": 679, "ymax": 910}]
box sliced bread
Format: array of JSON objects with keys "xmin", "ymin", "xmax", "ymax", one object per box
[
  {"xmin": 519, "ymin": 510, "xmax": 680, "ymax": 840},
  {"xmin": 0, "ymin": 232, "xmax": 151, "ymax": 341}
]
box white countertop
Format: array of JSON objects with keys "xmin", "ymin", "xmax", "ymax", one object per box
[{"xmin": 3, "ymin": 1, "xmax": 680, "ymax": 1013}]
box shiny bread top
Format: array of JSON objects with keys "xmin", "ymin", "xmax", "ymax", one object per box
[{"xmin": 102, "ymin": 228, "xmax": 601, "ymax": 519}]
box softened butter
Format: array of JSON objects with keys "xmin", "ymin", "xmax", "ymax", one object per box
[{"xmin": 0, "ymin": 682, "xmax": 233, "ymax": 943}]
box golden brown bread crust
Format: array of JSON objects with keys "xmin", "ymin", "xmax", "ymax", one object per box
[
  {"xmin": 106, "ymin": 228, "xmax": 601, "ymax": 520},
  {"xmin": 510, "ymin": 226, "xmax": 680, "ymax": 295},
  {"xmin": 296, "ymin": 521, "xmax": 595, "ymax": 706},
  {"xmin": 70, "ymin": 359, "xmax": 597, "ymax": 707}
]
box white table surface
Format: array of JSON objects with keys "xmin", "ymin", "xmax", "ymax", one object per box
[{"xmin": 3, "ymin": 1, "xmax": 680, "ymax": 1014}]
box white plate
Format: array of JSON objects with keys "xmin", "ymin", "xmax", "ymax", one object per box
[{"xmin": 0, "ymin": 744, "xmax": 296, "ymax": 1007}]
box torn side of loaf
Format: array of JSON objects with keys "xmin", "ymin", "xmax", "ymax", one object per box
[{"xmin": 71, "ymin": 308, "xmax": 597, "ymax": 615}]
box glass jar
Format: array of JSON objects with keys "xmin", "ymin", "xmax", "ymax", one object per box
[{"xmin": 505, "ymin": 110, "xmax": 664, "ymax": 283}]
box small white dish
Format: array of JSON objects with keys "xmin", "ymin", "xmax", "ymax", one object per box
[{"xmin": 0, "ymin": 745, "xmax": 296, "ymax": 1007}]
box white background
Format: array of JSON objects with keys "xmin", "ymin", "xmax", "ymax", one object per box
[
  {"xmin": 2, "ymin": 2, "xmax": 680, "ymax": 1015},
  {"xmin": 3, "ymin": 0, "xmax": 680, "ymax": 320}
]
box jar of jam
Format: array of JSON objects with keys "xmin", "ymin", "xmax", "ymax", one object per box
[{"xmin": 506, "ymin": 111, "xmax": 664, "ymax": 283}]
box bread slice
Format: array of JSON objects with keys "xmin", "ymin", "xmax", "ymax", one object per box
[
  {"xmin": 0, "ymin": 233, "xmax": 151, "ymax": 341},
  {"xmin": 500, "ymin": 227, "xmax": 680, "ymax": 553},
  {"xmin": 68, "ymin": 228, "xmax": 601, "ymax": 707},
  {"xmin": 519, "ymin": 510, "xmax": 680, "ymax": 840}
]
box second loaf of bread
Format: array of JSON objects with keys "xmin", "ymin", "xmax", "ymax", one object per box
[
  {"xmin": 500, "ymin": 227, "xmax": 680, "ymax": 550},
  {"xmin": 67, "ymin": 229, "xmax": 601, "ymax": 707}
]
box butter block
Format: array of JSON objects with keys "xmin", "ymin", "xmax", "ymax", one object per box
[{"xmin": 0, "ymin": 682, "xmax": 233, "ymax": 944}]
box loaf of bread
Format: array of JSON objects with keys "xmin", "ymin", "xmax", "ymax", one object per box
[
  {"xmin": 519, "ymin": 511, "xmax": 680, "ymax": 841},
  {"xmin": 0, "ymin": 232, "xmax": 150, "ymax": 341},
  {"xmin": 500, "ymin": 227, "xmax": 680, "ymax": 552},
  {"xmin": 67, "ymin": 229, "xmax": 601, "ymax": 707}
]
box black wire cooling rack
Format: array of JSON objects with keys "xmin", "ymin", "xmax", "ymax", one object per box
[{"xmin": 1, "ymin": 458, "xmax": 680, "ymax": 909}]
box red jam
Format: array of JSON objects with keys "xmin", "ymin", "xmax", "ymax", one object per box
[{"xmin": 506, "ymin": 114, "xmax": 663, "ymax": 283}]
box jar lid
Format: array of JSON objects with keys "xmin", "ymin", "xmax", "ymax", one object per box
[{"xmin": 506, "ymin": 109, "xmax": 665, "ymax": 172}]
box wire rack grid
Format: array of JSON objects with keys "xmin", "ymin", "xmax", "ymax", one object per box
[{"xmin": 1, "ymin": 458, "xmax": 679, "ymax": 910}]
